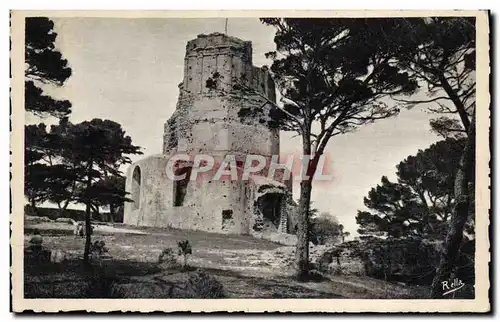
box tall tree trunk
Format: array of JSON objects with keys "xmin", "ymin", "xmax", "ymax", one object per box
[
  {"xmin": 386, "ymin": 237, "xmax": 392, "ymax": 282},
  {"xmin": 60, "ymin": 197, "xmax": 72, "ymax": 218},
  {"xmin": 296, "ymin": 179, "xmax": 312, "ymax": 280},
  {"xmin": 83, "ymin": 164, "xmax": 93, "ymax": 268},
  {"xmin": 296, "ymin": 130, "xmax": 312, "ymax": 280},
  {"xmin": 430, "ymin": 112, "xmax": 475, "ymax": 298},
  {"xmin": 109, "ymin": 204, "xmax": 115, "ymax": 223},
  {"xmin": 30, "ymin": 197, "xmax": 38, "ymax": 215},
  {"xmin": 83, "ymin": 202, "xmax": 92, "ymax": 267},
  {"xmin": 296, "ymin": 129, "xmax": 321, "ymax": 280},
  {"xmin": 56, "ymin": 202, "xmax": 65, "ymax": 218},
  {"xmin": 56, "ymin": 183, "xmax": 74, "ymax": 218}
]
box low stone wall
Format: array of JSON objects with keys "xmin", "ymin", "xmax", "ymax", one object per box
[
  {"xmin": 251, "ymin": 232, "xmax": 297, "ymax": 246},
  {"xmin": 316, "ymin": 246, "xmax": 366, "ymax": 276}
]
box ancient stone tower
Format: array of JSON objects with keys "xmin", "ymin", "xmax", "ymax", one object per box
[{"xmin": 124, "ymin": 33, "xmax": 296, "ymax": 236}]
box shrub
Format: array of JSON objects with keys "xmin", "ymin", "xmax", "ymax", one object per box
[
  {"xmin": 360, "ymin": 237, "xmax": 441, "ymax": 285},
  {"xmin": 90, "ymin": 240, "xmax": 108, "ymax": 255},
  {"xmin": 86, "ymin": 272, "xmax": 120, "ymax": 298},
  {"xmin": 177, "ymin": 240, "xmax": 192, "ymax": 268},
  {"xmin": 186, "ymin": 270, "xmax": 225, "ymax": 298},
  {"xmin": 333, "ymin": 237, "xmax": 474, "ymax": 286},
  {"xmin": 89, "ymin": 240, "xmax": 109, "ymax": 266},
  {"xmin": 25, "ymin": 246, "xmax": 51, "ymax": 266},
  {"xmin": 309, "ymin": 213, "xmax": 344, "ymax": 245},
  {"xmin": 24, "ymin": 204, "xmax": 37, "ymax": 217},
  {"xmin": 158, "ymin": 247, "xmax": 179, "ymax": 269}
]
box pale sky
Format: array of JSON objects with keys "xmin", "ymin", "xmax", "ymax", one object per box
[{"xmin": 28, "ymin": 17, "xmax": 442, "ymax": 237}]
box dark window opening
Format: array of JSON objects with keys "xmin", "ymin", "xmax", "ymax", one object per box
[
  {"xmin": 131, "ymin": 166, "xmax": 141, "ymax": 210},
  {"xmin": 173, "ymin": 167, "xmax": 192, "ymax": 207},
  {"xmin": 222, "ymin": 209, "xmax": 234, "ymax": 230},
  {"xmin": 222, "ymin": 209, "xmax": 233, "ymax": 220}
]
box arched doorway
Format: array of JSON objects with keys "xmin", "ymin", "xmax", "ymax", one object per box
[{"xmin": 257, "ymin": 192, "xmax": 282, "ymax": 231}]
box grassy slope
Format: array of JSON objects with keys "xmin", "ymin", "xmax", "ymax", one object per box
[{"xmin": 24, "ymin": 220, "xmax": 427, "ymax": 299}]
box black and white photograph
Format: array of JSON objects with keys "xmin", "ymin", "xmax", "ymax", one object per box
[{"xmin": 9, "ymin": 10, "xmax": 490, "ymax": 313}]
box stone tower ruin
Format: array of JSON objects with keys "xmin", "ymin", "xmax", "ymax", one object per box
[{"xmin": 124, "ymin": 33, "xmax": 296, "ymax": 236}]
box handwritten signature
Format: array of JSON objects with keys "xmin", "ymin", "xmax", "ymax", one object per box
[{"xmin": 441, "ymin": 278, "xmax": 466, "ymax": 296}]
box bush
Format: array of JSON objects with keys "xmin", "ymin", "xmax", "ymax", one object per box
[
  {"xmin": 86, "ymin": 271, "xmax": 120, "ymax": 298},
  {"xmin": 358, "ymin": 237, "xmax": 441, "ymax": 285},
  {"xmin": 25, "ymin": 246, "xmax": 51, "ymax": 266},
  {"xmin": 177, "ymin": 240, "xmax": 192, "ymax": 268},
  {"xmin": 309, "ymin": 213, "xmax": 344, "ymax": 245},
  {"xmin": 90, "ymin": 240, "xmax": 108, "ymax": 255},
  {"xmin": 158, "ymin": 247, "xmax": 179, "ymax": 269},
  {"xmin": 315, "ymin": 237, "xmax": 475, "ymax": 289},
  {"xmin": 89, "ymin": 240, "xmax": 109, "ymax": 266},
  {"xmin": 107, "ymin": 270, "xmax": 226, "ymax": 299},
  {"xmin": 24, "ymin": 205, "xmax": 37, "ymax": 217},
  {"xmin": 186, "ymin": 270, "xmax": 225, "ymax": 298}
]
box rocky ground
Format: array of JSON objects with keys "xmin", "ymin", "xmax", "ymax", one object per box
[{"xmin": 23, "ymin": 219, "xmax": 427, "ymax": 299}]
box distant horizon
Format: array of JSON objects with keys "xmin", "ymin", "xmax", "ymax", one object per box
[{"xmin": 26, "ymin": 17, "xmax": 443, "ymax": 237}]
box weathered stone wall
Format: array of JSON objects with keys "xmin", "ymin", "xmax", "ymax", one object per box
[
  {"xmin": 123, "ymin": 155, "xmax": 173, "ymax": 227},
  {"xmin": 183, "ymin": 33, "xmax": 252, "ymax": 94},
  {"xmin": 125, "ymin": 33, "xmax": 295, "ymax": 236},
  {"xmin": 124, "ymin": 156, "xmax": 253, "ymax": 234},
  {"xmin": 163, "ymin": 32, "xmax": 278, "ymax": 158}
]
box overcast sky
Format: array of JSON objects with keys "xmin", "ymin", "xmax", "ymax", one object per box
[{"xmin": 28, "ymin": 17, "xmax": 442, "ymax": 237}]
